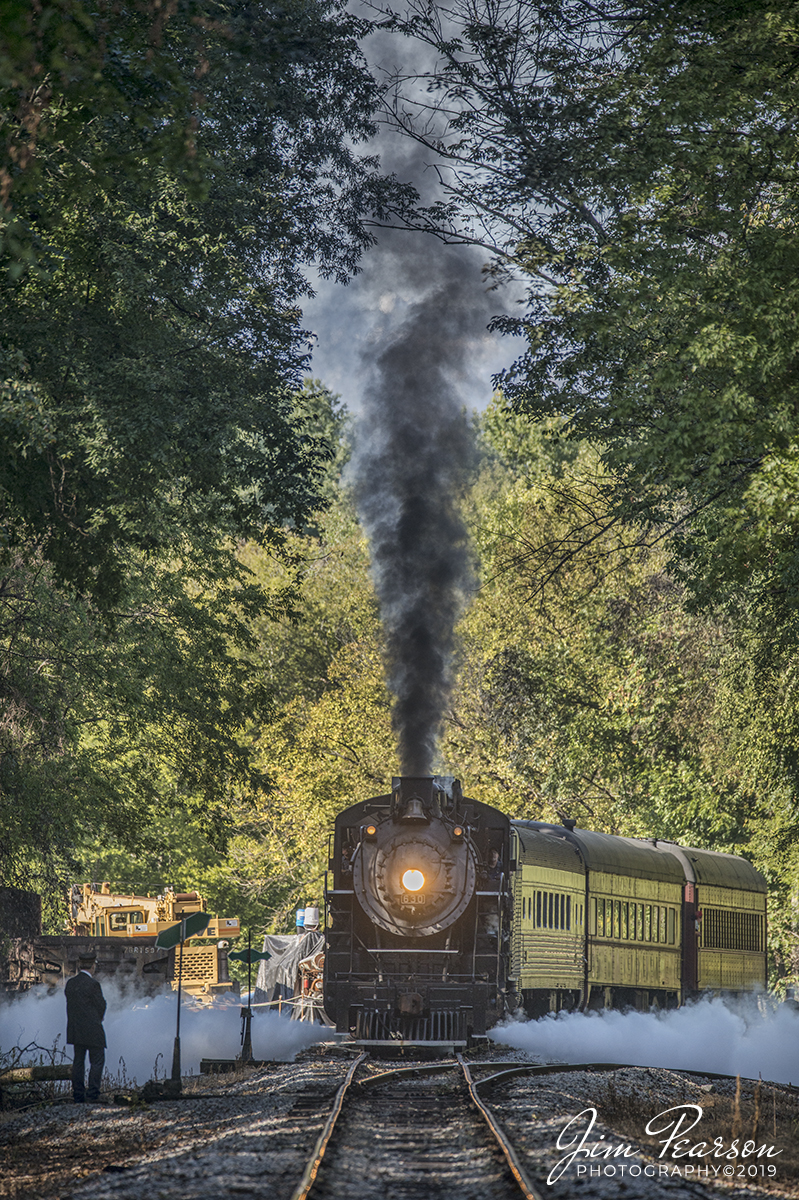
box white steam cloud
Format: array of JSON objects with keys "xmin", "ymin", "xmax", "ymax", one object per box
[
  {"xmin": 490, "ymin": 997, "xmax": 799, "ymax": 1086},
  {"xmin": 0, "ymin": 983, "xmax": 328, "ymax": 1084}
]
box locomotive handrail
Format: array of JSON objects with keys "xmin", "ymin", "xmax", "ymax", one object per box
[
  {"xmin": 336, "ymin": 973, "xmax": 487, "ymax": 985},
  {"xmin": 353, "ymin": 929, "xmax": 391, "ymax": 976},
  {"xmin": 497, "ymin": 873, "xmax": 506, "ymax": 1006},
  {"xmin": 471, "ymin": 874, "xmax": 511, "ymax": 1010},
  {"xmin": 363, "ymin": 947, "xmax": 460, "ymax": 953}
]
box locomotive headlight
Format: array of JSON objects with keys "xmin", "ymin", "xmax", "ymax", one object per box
[{"xmin": 401, "ymin": 869, "xmax": 425, "ymax": 892}]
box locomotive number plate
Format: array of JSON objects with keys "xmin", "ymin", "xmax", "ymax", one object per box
[{"xmin": 401, "ymin": 894, "xmax": 425, "ymax": 905}]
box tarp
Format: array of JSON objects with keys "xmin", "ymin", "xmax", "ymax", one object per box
[{"xmin": 253, "ymin": 932, "xmax": 324, "ymax": 1009}]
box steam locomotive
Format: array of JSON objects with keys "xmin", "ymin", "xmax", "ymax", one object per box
[{"xmin": 323, "ymin": 776, "xmax": 767, "ymax": 1048}]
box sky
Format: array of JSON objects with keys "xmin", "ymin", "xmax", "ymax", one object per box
[
  {"xmin": 300, "ymin": 17, "xmax": 523, "ymax": 415},
  {"xmin": 302, "ymin": 238, "xmax": 518, "ymax": 415}
]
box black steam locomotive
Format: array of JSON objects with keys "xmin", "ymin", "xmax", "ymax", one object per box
[{"xmin": 323, "ymin": 776, "xmax": 767, "ymax": 1048}]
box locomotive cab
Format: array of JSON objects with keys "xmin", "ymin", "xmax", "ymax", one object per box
[{"xmin": 324, "ymin": 776, "xmax": 512, "ymax": 1049}]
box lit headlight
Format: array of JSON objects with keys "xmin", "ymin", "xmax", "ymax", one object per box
[{"xmin": 401, "ymin": 869, "xmax": 425, "ymax": 891}]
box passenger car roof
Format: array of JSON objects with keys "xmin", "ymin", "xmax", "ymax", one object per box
[
  {"xmin": 511, "ymin": 821, "xmax": 766, "ymax": 892},
  {"xmin": 513, "ymin": 821, "xmax": 683, "ymax": 882},
  {"xmin": 650, "ymin": 842, "xmax": 767, "ymax": 892}
]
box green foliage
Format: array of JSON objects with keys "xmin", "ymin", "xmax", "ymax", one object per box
[
  {"xmin": 444, "ymin": 405, "xmax": 745, "ymax": 842},
  {"xmin": 0, "ymin": 0, "xmax": 393, "ymax": 601},
  {"xmin": 1, "ymin": 0, "xmax": 207, "ymax": 239},
  {"xmin": 388, "ymin": 0, "xmax": 799, "ymax": 621},
  {"xmin": 0, "ymin": 1, "xmax": 405, "ymax": 908},
  {"xmin": 77, "ymin": 463, "xmax": 393, "ymax": 935},
  {"xmin": 233, "ymin": 496, "xmax": 395, "ymax": 930},
  {"xmin": 0, "ymin": 539, "xmax": 285, "ymax": 912},
  {"xmin": 80, "ymin": 809, "xmax": 268, "ymax": 934},
  {"xmin": 292, "ymin": 379, "xmax": 352, "ymax": 517},
  {"xmin": 1, "ymin": 0, "xmax": 396, "ymax": 276}
]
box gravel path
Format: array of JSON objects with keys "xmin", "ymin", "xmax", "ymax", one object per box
[
  {"xmin": 485, "ymin": 1065, "xmax": 797, "ymax": 1200},
  {"xmin": 0, "ymin": 1056, "xmax": 353, "ymax": 1200},
  {"xmin": 1, "ymin": 1050, "xmax": 796, "ymax": 1200}
]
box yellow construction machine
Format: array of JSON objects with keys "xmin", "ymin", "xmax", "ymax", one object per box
[{"xmin": 70, "ymin": 883, "xmax": 241, "ymax": 997}]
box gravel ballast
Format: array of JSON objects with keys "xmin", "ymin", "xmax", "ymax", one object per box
[{"xmin": 1, "ymin": 1051, "xmax": 797, "ymax": 1200}]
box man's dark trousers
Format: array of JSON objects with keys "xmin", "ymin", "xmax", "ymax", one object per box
[{"xmin": 71, "ymin": 1044, "xmax": 105, "ymax": 1102}]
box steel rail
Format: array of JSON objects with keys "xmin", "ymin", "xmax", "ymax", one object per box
[
  {"xmin": 476, "ymin": 1060, "xmax": 631, "ymax": 1090},
  {"xmin": 289, "ymin": 1051, "xmax": 367, "ymax": 1200},
  {"xmin": 468, "ymin": 1060, "xmax": 799, "ymax": 1093},
  {"xmin": 456, "ymin": 1053, "xmax": 546, "ymax": 1200},
  {"xmin": 289, "ymin": 1052, "xmax": 790, "ymax": 1200},
  {"xmin": 357, "ymin": 1061, "xmax": 458, "ymax": 1087},
  {"xmin": 350, "ymin": 1053, "xmax": 797, "ymax": 1093}
]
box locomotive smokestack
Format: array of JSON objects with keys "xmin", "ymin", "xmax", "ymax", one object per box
[{"xmin": 354, "ymin": 252, "xmax": 485, "ymax": 775}]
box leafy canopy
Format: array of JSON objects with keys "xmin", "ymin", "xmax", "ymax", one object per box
[
  {"xmin": 0, "ymin": 2, "xmax": 408, "ymax": 906},
  {"xmin": 378, "ymin": 0, "xmax": 799, "ymax": 625}
]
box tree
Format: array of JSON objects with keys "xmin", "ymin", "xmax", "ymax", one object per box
[
  {"xmin": 1, "ymin": 1, "xmax": 401, "ymax": 272},
  {"xmin": 234, "ymin": 487, "xmax": 395, "ymax": 929},
  {"xmin": 78, "ymin": 389, "xmax": 388, "ymax": 935},
  {"xmin": 0, "ymin": 2, "xmax": 409, "ymax": 904},
  {"xmin": 439, "ymin": 402, "xmax": 745, "ymax": 841},
  {"xmin": 1, "ymin": 0, "xmax": 403, "ymax": 602},
  {"xmin": 378, "ymin": 0, "xmax": 799, "ymax": 625},
  {"xmin": 0, "ymin": 537, "xmax": 288, "ymax": 906}
]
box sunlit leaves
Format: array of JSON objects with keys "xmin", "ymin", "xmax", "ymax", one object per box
[{"xmin": 445, "ymin": 405, "xmax": 741, "ymax": 845}]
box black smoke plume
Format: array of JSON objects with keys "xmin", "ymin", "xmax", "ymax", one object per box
[{"xmin": 354, "ymin": 250, "xmax": 486, "ymax": 775}]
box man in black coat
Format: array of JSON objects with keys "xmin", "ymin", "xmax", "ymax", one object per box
[{"xmin": 65, "ymin": 953, "xmax": 107, "ymax": 1103}]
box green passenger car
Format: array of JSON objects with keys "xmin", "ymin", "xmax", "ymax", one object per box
[{"xmin": 510, "ymin": 821, "xmax": 767, "ymax": 1015}]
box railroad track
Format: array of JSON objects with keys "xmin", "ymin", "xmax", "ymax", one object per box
[
  {"xmin": 289, "ymin": 1054, "xmax": 544, "ymax": 1200},
  {"xmin": 33, "ymin": 1053, "xmax": 795, "ymax": 1200}
]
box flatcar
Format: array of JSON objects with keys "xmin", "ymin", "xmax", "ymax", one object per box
[{"xmin": 323, "ymin": 776, "xmax": 767, "ymax": 1048}]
